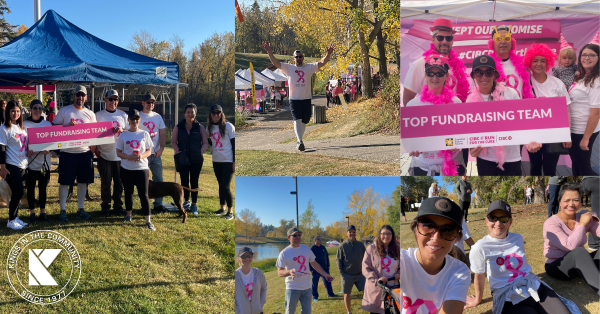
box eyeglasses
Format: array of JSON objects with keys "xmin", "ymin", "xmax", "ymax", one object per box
[
  {"xmin": 211, "ymin": 111, "xmax": 221, "ymax": 115},
  {"xmin": 241, "ymin": 254, "xmax": 253, "ymax": 259},
  {"xmin": 145, "ymin": 101, "xmax": 155, "ymax": 105},
  {"xmin": 106, "ymin": 98, "xmax": 118, "ymax": 102},
  {"xmin": 425, "ymin": 71, "xmax": 446, "ymax": 78},
  {"xmin": 487, "ymin": 216, "xmax": 510, "ymax": 223},
  {"xmin": 494, "ymin": 33, "xmax": 512, "ymax": 43},
  {"xmin": 435, "ymin": 35, "xmax": 453, "ymax": 42},
  {"xmin": 76, "ymin": 93, "xmax": 86, "ymax": 97},
  {"xmin": 473, "ymin": 69, "xmax": 496, "ymax": 78},
  {"xmin": 294, "ymin": 56, "xmax": 304, "ymax": 59},
  {"xmin": 416, "ymin": 219, "xmax": 460, "ymax": 241},
  {"xmin": 348, "ymin": 231, "xmax": 356, "ymax": 234},
  {"xmin": 315, "ymin": 238, "xmax": 322, "ymax": 241},
  {"xmin": 380, "ymin": 232, "xmax": 392, "ymax": 236},
  {"xmin": 291, "ymin": 234, "xmax": 302, "ymax": 238},
  {"xmin": 582, "ymin": 54, "xmax": 598, "ymax": 59},
  {"xmin": 32, "ymin": 107, "xmax": 43, "ymax": 110}
]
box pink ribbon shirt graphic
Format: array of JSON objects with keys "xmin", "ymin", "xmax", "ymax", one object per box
[
  {"xmin": 504, "ymin": 74, "xmax": 521, "ymax": 98},
  {"xmin": 70, "ymin": 118, "xmax": 84, "ymax": 124},
  {"xmin": 15, "ymin": 133, "xmax": 27, "ymax": 152},
  {"xmin": 245, "ymin": 282, "xmax": 253, "ymax": 299},
  {"xmin": 143, "ymin": 121, "xmax": 156, "ymax": 138},
  {"xmin": 127, "ymin": 140, "xmax": 141, "ymax": 154},
  {"xmin": 403, "ymin": 296, "xmax": 438, "ymax": 314},
  {"xmin": 295, "ymin": 70, "xmax": 305, "ymax": 83},
  {"xmin": 293, "ymin": 255, "xmax": 307, "ymax": 272},
  {"xmin": 212, "ymin": 132, "xmax": 223, "ymax": 148},
  {"xmin": 503, "ymin": 253, "xmax": 527, "ymax": 283},
  {"xmin": 381, "ymin": 257, "xmax": 391, "ymax": 274}
]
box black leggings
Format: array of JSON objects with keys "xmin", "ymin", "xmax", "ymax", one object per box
[
  {"xmin": 121, "ymin": 168, "xmax": 150, "ymax": 216},
  {"xmin": 213, "ymin": 162, "xmax": 233, "ymax": 208},
  {"xmin": 6, "ymin": 164, "xmax": 25, "ymax": 221},
  {"xmin": 545, "ymin": 247, "xmax": 600, "ymax": 295},
  {"xmin": 476, "ymin": 158, "xmax": 521, "ymax": 176},
  {"xmin": 460, "ymin": 200, "xmax": 470, "ymax": 220},
  {"xmin": 26, "ymin": 169, "xmax": 50, "ymax": 210},
  {"xmin": 501, "ymin": 283, "xmax": 570, "ymax": 314},
  {"xmin": 179, "ymin": 161, "xmax": 202, "ymax": 203},
  {"xmin": 568, "ymin": 132, "xmax": 599, "ymax": 176},
  {"xmin": 527, "ymin": 144, "xmax": 561, "ymax": 175}
]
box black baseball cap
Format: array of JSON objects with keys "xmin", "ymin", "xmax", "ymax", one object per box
[
  {"xmin": 128, "ymin": 108, "xmax": 140, "ymax": 119},
  {"xmin": 347, "ymin": 225, "xmax": 356, "ymax": 231},
  {"xmin": 313, "ymin": 235, "xmax": 322, "ymax": 241},
  {"xmin": 472, "ymin": 55, "xmax": 497, "ymax": 72},
  {"xmin": 287, "ymin": 227, "xmax": 301, "ymax": 236},
  {"xmin": 414, "ymin": 197, "xmax": 463, "ymax": 229},
  {"xmin": 210, "ymin": 104, "xmax": 223, "ymax": 113},
  {"xmin": 30, "ymin": 99, "xmax": 43, "ymax": 107},
  {"xmin": 487, "ymin": 200, "xmax": 512, "ymax": 218},
  {"xmin": 237, "ymin": 247, "xmax": 253, "ymax": 257}
]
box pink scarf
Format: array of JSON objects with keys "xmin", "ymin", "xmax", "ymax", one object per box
[
  {"xmin": 423, "ymin": 44, "xmax": 470, "ymax": 102},
  {"xmin": 419, "ymin": 85, "xmax": 459, "ymax": 176},
  {"xmin": 467, "ymin": 82, "xmax": 508, "ymax": 170},
  {"xmin": 487, "ymin": 39, "xmax": 535, "ymax": 99}
]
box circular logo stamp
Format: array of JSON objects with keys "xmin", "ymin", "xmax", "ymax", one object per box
[
  {"xmin": 6, "ymin": 230, "xmax": 81, "ymax": 305},
  {"xmin": 435, "ymin": 199, "xmax": 452, "ymax": 212},
  {"xmin": 480, "ymin": 56, "xmax": 488, "ymax": 63}
]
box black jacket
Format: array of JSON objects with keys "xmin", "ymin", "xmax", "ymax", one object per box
[{"xmin": 176, "ymin": 120, "xmax": 204, "ymax": 164}]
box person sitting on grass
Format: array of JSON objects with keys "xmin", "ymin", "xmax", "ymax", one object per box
[
  {"xmin": 235, "ymin": 247, "xmax": 267, "ymax": 314},
  {"xmin": 466, "ymin": 200, "xmax": 576, "ymax": 314}
]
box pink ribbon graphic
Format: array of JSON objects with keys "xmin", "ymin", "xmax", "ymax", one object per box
[
  {"xmin": 295, "ymin": 70, "xmax": 305, "ymax": 83},
  {"xmin": 128, "ymin": 140, "xmax": 140, "ymax": 149},
  {"xmin": 568, "ymin": 82, "xmax": 577, "ymax": 93},
  {"xmin": 295, "ymin": 255, "xmax": 307, "ymax": 272},
  {"xmin": 245, "ymin": 282, "xmax": 253, "ymax": 299},
  {"xmin": 70, "ymin": 118, "xmax": 84, "ymax": 124},
  {"xmin": 504, "ymin": 253, "xmax": 526, "ymax": 283},
  {"xmin": 15, "ymin": 133, "xmax": 26, "ymax": 152},
  {"xmin": 403, "ymin": 296, "xmax": 438, "ymax": 314},
  {"xmin": 212, "ymin": 132, "xmax": 223, "ymax": 148},
  {"xmin": 381, "ymin": 257, "xmax": 391, "ymax": 274},
  {"xmin": 446, "ymin": 73, "xmax": 457, "ymax": 90},
  {"xmin": 504, "ymin": 74, "xmax": 521, "ymax": 98},
  {"xmin": 144, "ymin": 121, "xmax": 156, "ymax": 138}
]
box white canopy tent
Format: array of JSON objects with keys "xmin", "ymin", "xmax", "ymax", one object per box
[
  {"xmin": 236, "ymin": 68, "xmax": 276, "ymax": 87},
  {"xmin": 261, "ymin": 68, "xmax": 288, "ymax": 83},
  {"xmin": 235, "ymin": 74, "xmax": 263, "ymax": 91}
]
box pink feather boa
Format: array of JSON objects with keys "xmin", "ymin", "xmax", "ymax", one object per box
[
  {"xmin": 423, "ymin": 44, "xmax": 470, "ymax": 102},
  {"xmin": 419, "ymin": 85, "xmax": 459, "ymax": 176},
  {"xmin": 466, "ymin": 82, "xmax": 508, "ymax": 170},
  {"xmin": 487, "ymin": 39, "xmax": 535, "ymax": 99}
]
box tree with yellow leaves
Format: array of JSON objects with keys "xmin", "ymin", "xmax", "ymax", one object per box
[{"xmin": 345, "ymin": 187, "xmax": 391, "ymax": 240}]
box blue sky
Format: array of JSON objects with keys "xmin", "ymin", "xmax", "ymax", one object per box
[
  {"xmin": 5, "ymin": 1, "xmax": 233, "ymax": 51},
  {"xmin": 236, "ymin": 176, "xmax": 400, "ymax": 227}
]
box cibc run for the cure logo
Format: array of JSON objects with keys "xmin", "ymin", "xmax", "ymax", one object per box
[{"xmin": 6, "ymin": 230, "xmax": 82, "ymax": 305}]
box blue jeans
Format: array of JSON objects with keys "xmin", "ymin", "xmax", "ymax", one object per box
[
  {"xmin": 311, "ymin": 269, "xmax": 334, "ymax": 299},
  {"xmin": 285, "ymin": 288, "xmax": 312, "ymax": 314},
  {"xmin": 148, "ymin": 155, "xmax": 163, "ymax": 206}
]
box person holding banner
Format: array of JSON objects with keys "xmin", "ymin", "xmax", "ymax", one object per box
[
  {"xmin": 1, "ymin": 101, "xmax": 29, "ymax": 230},
  {"xmin": 116, "ymin": 109, "xmax": 155, "ymax": 231},
  {"xmin": 406, "ymin": 54, "xmax": 466, "ymax": 176},
  {"xmin": 465, "ymin": 200, "xmax": 574, "ymax": 314},
  {"xmin": 568, "ymin": 43, "xmax": 600, "ymax": 176},
  {"xmin": 53, "ymin": 85, "xmax": 96, "ymax": 222},
  {"xmin": 524, "ymin": 44, "xmax": 572, "ymax": 176},
  {"xmin": 262, "ymin": 42, "xmax": 335, "ymax": 152},
  {"xmin": 24, "ymin": 99, "xmax": 52, "ymax": 223}
]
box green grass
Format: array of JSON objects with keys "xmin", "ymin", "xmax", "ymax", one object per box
[
  {"xmin": 252, "ymin": 258, "xmax": 278, "ymax": 273},
  {"xmin": 400, "ymin": 204, "xmax": 599, "ymax": 314},
  {"xmin": 235, "ymin": 52, "xmax": 319, "ymax": 71},
  {"xmin": 236, "ymin": 150, "xmax": 400, "ymax": 176},
  {"xmin": 0, "ymin": 148, "xmax": 235, "ymax": 313}
]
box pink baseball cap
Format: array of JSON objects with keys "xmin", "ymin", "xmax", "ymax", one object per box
[{"xmin": 430, "ymin": 18, "xmax": 456, "ymax": 34}]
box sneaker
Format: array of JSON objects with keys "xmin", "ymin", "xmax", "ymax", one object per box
[
  {"xmin": 146, "ymin": 222, "xmax": 156, "ymax": 231},
  {"xmin": 190, "ymin": 204, "xmax": 198, "ymax": 215},
  {"xmin": 112, "ymin": 208, "xmax": 127, "ymax": 216},
  {"xmin": 183, "ymin": 201, "xmax": 191, "ymax": 211},
  {"xmin": 39, "ymin": 213, "xmax": 50, "ymax": 222},
  {"xmin": 29, "ymin": 213, "xmax": 37, "ymax": 224},
  {"xmin": 212, "ymin": 209, "xmax": 227, "ymax": 215},
  {"xmin": 124, "ymin": 215, "xmax": 132, "ymax": 223},
  {"xmin": 327, "ymin": 294, "xmax": 336, "ymax": 298},
  {"xmin": 101, "ymin": 209, "xmax": 110, "ymax": 217},
  {"xmin": 76, "ymin": 209, "xmax": 91, "ymax": 220},
  {"xmin": 153, "ymin": 205, "xmax": 166, "ymax": 213},
  {"xmin": 59, "ymin": 211, "xmax": 68, "ymax": 222},
  {"xmin": 7, "ymin": 220, "xmax": 23, "ymax": 230},
  {"xmin": 15, "ymin": 216, "xmax": 29, "ymax": 226},
  {"xmin": 297, "ymin": 141, "xmax": 305, "ymax": 151},
  {"xmin": 313, "ymin": 298, "xmax": 318, "ymax": 302},
  {"xmin": 223, "ymin": 213, "xmax": 234, "ymax": 220}
]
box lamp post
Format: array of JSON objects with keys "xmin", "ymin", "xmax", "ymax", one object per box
[
  {"xmin": 290, "ymin": 176, "xmax": 299, "ymax": 227},
  {"xmin": 346, "ymin": 216, "xmax": 350, "ymax": 228}
]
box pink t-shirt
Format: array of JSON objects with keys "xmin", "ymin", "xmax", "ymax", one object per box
[{"xmin": 543, "ymin": 210, "xmax": 600, "ymax": 263}]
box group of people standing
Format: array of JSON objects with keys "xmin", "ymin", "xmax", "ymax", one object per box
[
  {"xmin": 1, "ymin": 85, "xmax": 235, "ymax": 231},
  {"xmin": 405, "ymin": 18, "xmax": 600, "ymax": 176},
  {"xmin": 326, "ymin": 80, "xmax": 357, "ymax": 107}
]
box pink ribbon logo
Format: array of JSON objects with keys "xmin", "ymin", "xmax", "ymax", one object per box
[
  {"xmin": 295, "ymin": 70, "xmax": 305, "ymax": 83},
  {"xmin": 128, "ymin": 140, "xmax": 140, "ymax": 149},
  {"xmin": 446, "ymin": 73, "xmax": 457, "ymax": 90},
  {"xmin": 293, "ymin": 255, "xmax": 307, "ymax": 272},
  {"xmin": 504, "ymin": 253, "xmax": 526, "ymax": 283},
  {"xmin": 70, "ymin": 118, "xmax": 84, "ymax": 124},
  {"xmin": 568, "ymin": 82, "xmax": 576, "ymax": 93},
  {"xmin": 212, "ymin": 132, "xmax": 223, "ymax": 148},
  {"xmin": 245, "ymin": 282, "xmax": 253, "ymax": 299},
  {"xmin": 381, "ymin": 257, "xmax": 391, "ymax": 274},
  {"xmin": 113, "ymin": 121, "xmax": 122, "ymax": 137},
  {"xmin": 15, "ymin": 133, "xmax": 26, "ymax": 152},
  {"xmin": 504, "ymin": 74, "xmax": 521, "ymax": 98},
  {"xmin": 144, "ymin": 121, "xmax": 156, "ymax": 138},
  {"xmin": 403, "ymin": 296, "xmax": 438, "ymax": 314}
]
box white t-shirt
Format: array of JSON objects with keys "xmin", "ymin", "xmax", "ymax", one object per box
[
  {"xmin": 472, "ymin": 87, "xmax": 522, "ymax": 163},
  {"xmin": 428, "ymin": 187, "xmax": 437, "ymax": 198},
  {"xmin": 454, "ymin": 219, "xmax": 471, "ymax": 253},
  {"xmin": 95, "ymin": 109, "xmax": 128, "ymax": 161},
  {"xmin": 240, "ymin": 269, "xmax": 255, "ymax": 301},
  {"xmin": 0, "ymin": 124, "xmax": 28, "ymax": 169},
  {"xmin": 500, "ymin": 59, "xmax": 524, "ymax": 99},
  {"xmin": 210, "ymin": 122, "xmax": 235, "ymax": 163},
  {"xmin": 280, "ymin": 62, "xmax": 319, "ymax": 100},
  {"xmin": 275, "ymin": 245, "xmax": 316, "ymax": 290},
  {"xmin": 24, "ymin": 120, "xmax": 52, "ymax": 171},
  {"xmin": 52, "ymin": 104, "xmax": 97, "ymax": 153},
  {"xmin": 115, "ymin": 130, "xmax": 154, "ymax": 171},
  {"xmin": 568, "ymin": 77, "xmax": 600, "ymax": 134},
  {"xmin": 403, "ymin": 57, "xmax": 461, "ymax": 98},
  {"xmin": 139, "ymin": 111, "xmax": 166, "ymax": 153},
  {"xmin": 531, "ymin": 75, "xmax": 571, "ymax": 106},
  {"xmin": 470, "ymin": 233, "xmax": 539, "ymax": 302},
  {"xmin": 400, "ymin": 248, "xmax": 470, "ymax": 314},
  {"xmin": 381, "ymin": 254, "xmax": 399, "ymax": 286},
  {"xmin": 526, "ymin": 188, "xmax": 532, "ymax": 196}
]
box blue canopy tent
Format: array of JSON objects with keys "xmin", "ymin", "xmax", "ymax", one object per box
[{"xmin": 0, "ymin": 10, "xmax": 179, "ymax": 85}]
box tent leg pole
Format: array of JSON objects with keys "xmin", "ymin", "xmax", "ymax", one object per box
[{"xmin": 174, "ymin": 83, "xmax": 179, "ymax": 183}]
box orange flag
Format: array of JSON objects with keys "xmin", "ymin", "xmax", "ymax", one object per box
[{"xmin": 235, "ymin": 0, "xmax": 244, "ymax": 22}]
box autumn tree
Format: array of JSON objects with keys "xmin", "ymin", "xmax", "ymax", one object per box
[
  {"xmin": 278, "ymin": 219, "xmax": 296, "ymax": 238},
  {"xmin": 238, "ymin": 208, "xmax": 261, "ymax": 238},
  {"xmin": 16, "ymin": 24, "xmax": 27, "ymax": 37},
  {"xmin": 0, "ymin": 1, "xmax": 16, "ymax": 46},
  {"xmin": 400, "ymin": 177, "xmax": 437, "ymax": 205},
  {"xmin": 300, "ymin": 200, "xmax": 321, "ymax": 242},
  {"xmin": 346, "ymin": 187, "xmax": 390, "ymax": 240}
]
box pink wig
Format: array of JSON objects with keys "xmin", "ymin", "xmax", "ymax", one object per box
[{"xmin": 523, "ymin": 43, "xmax": 556, "ymax": 70}]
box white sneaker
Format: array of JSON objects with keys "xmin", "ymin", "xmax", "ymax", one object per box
[
  {"xmin": 7, "ymin": 220, "xmax": 24, "ymax": 230},
  {"xmin": 14, "ymin": 217, "xmax": 28, "ymax": 226}
]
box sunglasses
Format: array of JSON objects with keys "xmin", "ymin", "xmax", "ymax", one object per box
[
  {"xmin": 435, "ymin": 35, "xmax": 453, "ymax": 42},
  {"xmin": 106, "ymin": 98, "xmax": 119, "ymax": 102},
  {"xmin": 211, "ymin": 111, "xmax": 221, "ymax": 115},
  {"xmin": 32, "ymin": 107, "xmax": 43, "ymax": 110},
  {"xmin": 425, "ymin": 71, "xmax": 446, "ymax": 78},
  {"xmin": 294, "ymin": 56, "xmax": 304, "ymax": 59},
  {"xmin": 291, "ymin": 234, "xmax": 302, "ymax": 238},
  {"xmin": 416, "ymin": 219, "xmax": 460, "ymax": 241},
  {"xmin": 76, "ymin": 93, "xmax": 86, "ymax": 97},
  {"xmin": 473, "ymin": 69, "xmax": 496, "ymax": 78},
  {"xmin": 494, "ymin": 33, "xmax": 512, "ymax": 43},
  {"xmin": 487, "ymin": 216, "xmax": 510, "ymax": 223},
  {"xmin": 241, "ymin": 254, "xmax": 253, "ymax": 259}
]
